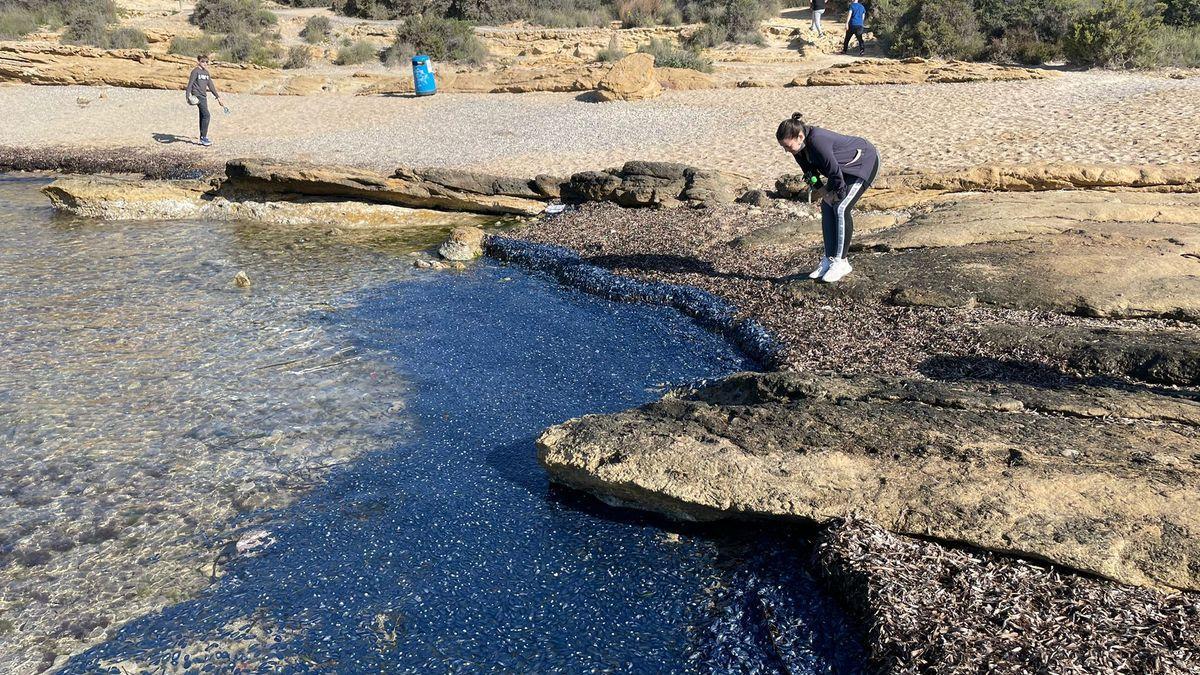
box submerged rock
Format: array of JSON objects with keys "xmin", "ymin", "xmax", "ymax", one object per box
[
  {"xmin": 41, "ymin": 175, "xmax": 496, "ymax": 227},
  {"xmin": 42, "ymin": 176, "xmax": 210, "ymax": 220},
  {"xmin": 438, "ymin": 226, "xmax": 486, "ymax": 261},
  {"xmin": 538, "ymin": 370, "xmax": 1200, "ymax": 591}
]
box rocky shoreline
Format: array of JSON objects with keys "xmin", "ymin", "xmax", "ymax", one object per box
[
  {"xmin": 499, "ymin": 168, "xmax": 1200, "ymax": 671},
  {"xmin": 15, "ymin": 156, "xmax": 1200, "ymax": 671}
]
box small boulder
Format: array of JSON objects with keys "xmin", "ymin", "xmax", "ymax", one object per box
[
  {"xmin": 438, "ymin": 226, "xmax": 486, "ymax": 261},
  {"xmin": 775, "ymin": 173, "xmax": 811, "ymax": 199},
  {"xmin": 561, "ymin": 171, "xmax": 622, "ymax": 203},
  {"xmin": 594, "ymin": 53, "xmax": 662, "ymax": 102},
  {"xmin": 736, "ymin": 189, "xmax": 772, "ymax": 207}
]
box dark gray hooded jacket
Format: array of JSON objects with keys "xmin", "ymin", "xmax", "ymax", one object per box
[{"xmin": 792, "ymin": 126, "xmax": 879, "ymax": 199}]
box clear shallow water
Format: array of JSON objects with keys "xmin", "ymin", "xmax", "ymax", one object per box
[
  {"xmin": 0, "ymin": 175, "xmax": 862, "ymax": 673},
  {"xmin": 0, "ymin": 174, "xmax": 448, "ymax": 672}
]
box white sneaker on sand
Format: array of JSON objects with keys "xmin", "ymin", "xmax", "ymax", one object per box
[
  {"xmin": 808, "ymin": 257, "xmax": 831, "ymax": 279},
  {"xmin": 821, "ymin": 257, "xmax": 852, "ymax": 283}
]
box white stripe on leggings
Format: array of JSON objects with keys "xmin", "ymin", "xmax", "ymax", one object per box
[{"xmin": 835, "ymin": 180, "xmax": 864, "ymax": 258}]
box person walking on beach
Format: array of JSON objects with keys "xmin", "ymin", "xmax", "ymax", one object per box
[
  {"xmin": 776, "ymin": 112, "xmax": 880, "ymax": 283},
  {"xmin": 186, "ymin": 54, "xmax": 227, "ymax": 147},
  {"xmin": 843, "ymin": 0, "xmax": 867, "ymax": 55},
  {"xmin": 810, "ymin": 0, "xmax": 826, "ymax": 37}
]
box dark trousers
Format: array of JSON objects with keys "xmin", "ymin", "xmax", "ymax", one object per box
[
  {"xmin": 820, "ymin": 155, "xmax": 879, "ymax": 259},
  {"xmin": 197, "ymin": 96, "xmax": 210, "ymax": 139},
  {"xmin": 843, "ymin": 25, "xmax": 865, "ymax": 52}
]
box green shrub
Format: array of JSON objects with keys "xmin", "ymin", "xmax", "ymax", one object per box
[
  {"xmin": 617, "ymin": 0, "xmax": 678, "ymax": 27},
  {"xmin": 168, "ymin": 33, "xmax": 222, "ymax": 56},
  {"xmin": 1064, "ymin": 0, "xmax": 1159, "ymax": 67},
  {"xmin": 1146, "ymin": 23, "xmax": 1200, "ymax": 64},
  {"xmin": 2, "ymin": 0, "xmax": 116, "ymax": 29},
  {"xmin": 526, "ymin": 4, "xmax": 615, "ymax": 26},
  {"xmin": 335, "ymin": 37, "xmax": 379, "ymax": 64},
  {"xmin": 301, "ymin": 14, "xmax": 332, "ymax": 42},
  {"xmin": 389, "ymin": 14, "xmax": 486, "ymax": 64},
  {"xmin": 190, "ymin": 0, "xmax": 277, "ymax": 34},
  {"xmin": 285, "ymin": 44, "xmax": 313, "ymax": 67},
  {"xmin": 886, "ymin": 0, "xmax": 986, "ymax": 58},
  {"xmin": 104, "ymin": 26, "xmax": 148, "ymax": 49},
  {"xmin": 974, "ymin": 0, "xmax": 1083, "ymax": 61},
  {"xmin": 637, "ymin": 36, "xmax": 712, "ymax": 70},
  {"xmin": 1164, "ymin": 0, "xmax": 1200, "ymax": 26},
  {"xmin": 685, "ymin": 0, "xmax": 775, "ymax": 46},
  {"xmin": 220, "ymin": 29, "xmax": 282, "ymax": 65},
  {"xmin": 990, "ymin": 23, "xmax": 1061, "ymax": 63},
  {"xmin": 62, "ymin": 5, "xmax": 110, "ymax": 45},
  {"xmin": 279, "ymin": 0, "xmax": 332, "ymax": 5},
  {"xmin": 595, "ymin": 33, "xmax": 627, "ymax": 61},
  {"xmin": 0, "ymin": 7, "xmax": 38, "ymax": 39}
]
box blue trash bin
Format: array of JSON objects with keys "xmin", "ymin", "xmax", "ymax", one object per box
[{"xmin": 412, "ymin": 55, "xmax": 436, "ymax": 97}]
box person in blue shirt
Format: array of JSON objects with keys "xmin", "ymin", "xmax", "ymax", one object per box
[{"xmin": 843, "ymin": 0, "xmax": 867, "ymax": 55}]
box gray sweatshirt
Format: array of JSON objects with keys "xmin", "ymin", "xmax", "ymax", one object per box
[{"xmin": 186, "ymin": 66, "xmax": 219, "ymax": 99}]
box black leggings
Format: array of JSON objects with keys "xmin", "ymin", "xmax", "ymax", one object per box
[
  {"xmin": 820, "ymin": 155, "xmax": 879, "ymax": 259},
  {"xmin": 843, "ymin": 25, "xmax": 865, "ymax": 52},
  {"xmin": 197, "ymin": 96, "xmax": 210, "ymax": 139}
]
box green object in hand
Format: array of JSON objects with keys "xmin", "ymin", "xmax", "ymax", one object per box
[{"xmin": 808, "ymin": 175, "xmax": 819, "ymax": 186}]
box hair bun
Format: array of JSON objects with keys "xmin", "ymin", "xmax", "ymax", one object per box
[{"xmin": 791, "ymin": 112, "xmax": 805, "ymax": 122}]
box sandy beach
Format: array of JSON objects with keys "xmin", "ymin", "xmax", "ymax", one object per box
[{"xmin": 4, "ymin": 69, "xmax": 1200, "ymax": 181}]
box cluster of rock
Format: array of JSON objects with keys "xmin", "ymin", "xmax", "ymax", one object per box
[
  {"xmin": 41, "ymin": 157, "xmax": 755, "ymax": 222},
  {"xmin": 562, "ymin": 160, "xmax": 749, "ymax": 208},
  {"xmin": 792, "ymin": 57, "xmax": 1052, "ymax": 87}
]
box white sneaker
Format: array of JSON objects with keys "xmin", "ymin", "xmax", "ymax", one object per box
[
  {"xmin": 821, "ymin": 257, "xmax": 852, "ymax": 283},
  {"xmin": 808, "ymin": 257, "xmax": 831, "ymax": 279}
]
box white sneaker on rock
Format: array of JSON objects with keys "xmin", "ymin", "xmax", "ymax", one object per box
[
  {"xmin": 808, "ymin": 257, "xmax": 831, "ymax": 279},
  {"xmin": 821, "ymin": 257, "xmax": 853, "ymax": 283}
]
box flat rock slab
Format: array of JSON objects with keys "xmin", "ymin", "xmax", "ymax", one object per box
[
  {"xmin": 982, "ymin": 325, "xmax": 1200, "ymax": 386},
  {"xmin": 538, "ymin": 371, "xmax": 1200, "ymax": 591},
  {"xmin": 793, "ymin": 190, "xmax": 1200, "ymax": 321},
  {"xmin": 795, "ymin": 57, "xmax": 1051, "ymax": 87},
  {"xmin": 223, "ymin": 159, "xmax": 547, "ymax": 216},
  {"xmin": 42, "ymin": 175, "xmax": 493, "ymax": 228}
]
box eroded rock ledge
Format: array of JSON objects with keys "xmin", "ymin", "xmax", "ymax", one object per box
[
  {"xmin": 40, "ymin": 158, "xmax": 754, "ymax": 223},
  {"xmin": 538, "ymin": 370, "xmax": 1200, "ymax": 592}
]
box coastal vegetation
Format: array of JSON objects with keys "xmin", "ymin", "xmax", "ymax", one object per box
[
  {"xmin": 637, "ymin": 36, "xmax": 713, "ymax": 70},
  {"xmin": 167, "ymin": 0, "xmax": 283, "ymax": 66},
  {"xmin": 334, "ymin": 37, "xmax": 379, "ymax": 64},
  {"xmin": 301, "ymin": 14, "xmax": 332, "ymax": 43},
  {"xmin": 331, "ymin": 0, "xmax": 779, "ymax": 45},
  {"xmin": 872, "ymin": 0, "xmax": 1200, "ymax": 66},
  {"xmin": 388, "ymin": 14, "xmax": 487, "ymax": 64}
]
